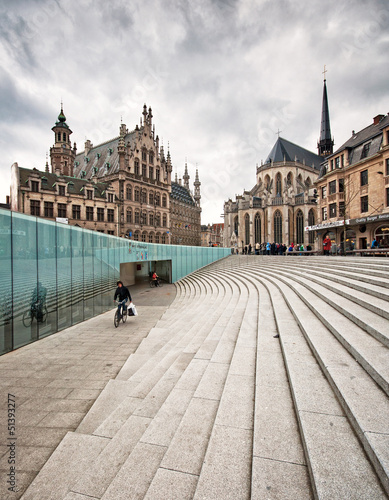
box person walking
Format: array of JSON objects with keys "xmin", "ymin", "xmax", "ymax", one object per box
[
  {"xmin": 323, "ymin": 236, "xmax": 331, "ymax": 256},
  {"xmin": 114, "ymin": 281, "xmax": 132, "ymax": 318}
]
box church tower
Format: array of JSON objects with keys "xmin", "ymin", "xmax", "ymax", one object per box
[
  {"xmin": 317, "ymin": 69, "xmax": 334, "ymax": 157},
  {"xmin": 50, "ymin": 104, "xmax": 77, "ymax": 176}
]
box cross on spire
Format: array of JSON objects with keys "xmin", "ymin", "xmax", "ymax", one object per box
[
  {"xmin": 276, "ymin": 129, "xmax": 282, "ymax": 138},
  {"xmin": 322, "ymin": 64, "xmax": 327, "ymax": 81}
]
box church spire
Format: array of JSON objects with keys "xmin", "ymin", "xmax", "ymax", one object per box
[
  {"xmin": 183, "ymin": 160, "xmax": 190, "ymax": 189},
  {"xmin": 317, "ymin": 66, "xmax": 334, "ymax": 157}
]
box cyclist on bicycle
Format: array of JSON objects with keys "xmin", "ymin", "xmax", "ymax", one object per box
[
  {"xmin": 31, "ymin": 281, "xmax": 47, "ymax": 322},
  {"xmin": 114, "ymin": 281, "xmax": 132, "ymax": 318},
  {"xmin": 152, "ymin": 272, "xmax": 159, "ymax": 287}
]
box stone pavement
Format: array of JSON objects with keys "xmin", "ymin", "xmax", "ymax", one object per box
[
  {"xmin": 2, "ymin": 256, "xmax": 389, "ymax": 499},
  {"xmin": 0, "ymin": 282, "xmax": 176, "ymax": 500}
]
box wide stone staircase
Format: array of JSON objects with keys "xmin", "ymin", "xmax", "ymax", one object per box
[{"xmin": 21, "ymin": 256, "xmax": 389, "ymax": 499}]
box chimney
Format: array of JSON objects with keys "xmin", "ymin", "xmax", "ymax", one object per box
[{"xmin": 373, "ymin": 114, "xmax": 385, "ymax": 125}]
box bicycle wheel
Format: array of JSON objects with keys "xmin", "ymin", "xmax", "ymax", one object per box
[
  {"xmin": 122, "ymin": 308, "xmax": 127, "ymax": 323},
  {"xmin": 23, "ymin": 310, "xmax": 33, "ymax": 327},
  {"xmin": 149, "ymin": 281, "xmax": 154, "ymax": 288},
  {"xmin": 158, "ymin": 280, "xmax": 164, "ymax": 287},
  {"xmin": 114, "ymin": 310, "xmax": 120, "ymax": 328}
]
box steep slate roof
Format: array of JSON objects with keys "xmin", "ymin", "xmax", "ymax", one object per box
[
  {"xmin": 265, "ymin": 137, "xmax": 323, "ymax": 170},
  {"xmin": 73, "ymin": 129, "xmax": 138, "ymax": 180},
  {"xmin": 170, "ymin": 182, "xmax": 195, "ymax": 206},
  {"xmin": 19, "ymin": 167, "xmax": 114, "ymax": 200},
  {"xmin": 332, "ymin": 114, "xmax": 389, "ymax": 165}
]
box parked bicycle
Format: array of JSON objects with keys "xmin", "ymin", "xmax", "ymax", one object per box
[
  {"xmin": 23, "ymin": 300, "xmax": 48, "ymax": 327},
  {"xmin": 114, "ymin": 299, "xmax": 128, "ymax": 328}
]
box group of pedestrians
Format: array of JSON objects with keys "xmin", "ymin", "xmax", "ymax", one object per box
[{"xmin": 238, "ymin": 242, "xmax": 313, "ymax": 255}]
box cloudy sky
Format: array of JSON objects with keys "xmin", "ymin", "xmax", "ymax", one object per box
[{"xmin": 1, "ymin": 0, "xmax": 388, "ymax": 224}]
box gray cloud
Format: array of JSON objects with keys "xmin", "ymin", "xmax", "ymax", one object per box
[{"xmin": 0, "ymin": 0, "xmax": 388, "ymax": 223}]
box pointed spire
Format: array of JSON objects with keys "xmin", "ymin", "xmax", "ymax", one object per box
[
  {"xmin": 45, "ymin": 152, "xmax": 49, "ymax": 173},
  {"xmin": 183, "ymin": 160, "xmax": 190, "ymax": 189},
  {"xmin": 194, "ymin": 166, "xmax": 201, "ymax": 206},
  {"xmin": 318, "ymin": 68, "xmax": 334, "ymax": 157}
]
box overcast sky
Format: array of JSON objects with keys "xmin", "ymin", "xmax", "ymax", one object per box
[{"xmin": 1, "ymin": 0, "xmax": 388, "ymax": 224}]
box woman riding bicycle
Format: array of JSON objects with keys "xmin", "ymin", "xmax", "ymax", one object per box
[
  {"xmin": 114, "ymin": 281, "xmax": 132, "ymax": 318},
  {"xmin": 152, "ymin": 272, "xmax": 160, "ymax": 287}
]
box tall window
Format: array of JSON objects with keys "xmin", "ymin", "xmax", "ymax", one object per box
[
  {"xmin": 339, "ymin": 202, "xmax": 345, "ymax": 216},
  {"xmin": 127, "ymin": 208, "xmax": 132, "ymax": 223},
  {"xmin": 44, "ymin": 202, "xmax": 54, "ymax": 218},
  {"xmin": 141, "ymin": 189, "xmax": 147, "ymax": 203},
  {"xmin": 107, "ymin": 209, "xmax": 114, "ymax": 222},
  {"xmin": 155, "ymin": 193, "xmax": 160, "ymax": 206},
  {"xmin": 274, "ymin": 210, "xmax": 282, "ymax": 243},
  {"xmin": 31, "ymin": 181, "xmax": 39, "ymax": 193},
  {"xmin": 135, "ymin": 210, "xmax": 140, "ymax": 224},
  {"xmin": 142, "ymin": 150, "xmax": 147, "ymax": 161},
  {"xmin": 335, "ymin": 157, "xmax": 340, "ymax": 169},
  {"xmin": 141, "ymin": 210, "xmax": 147, "ymax": 225},
  {"xmin": 155, "ymin": 212, "xmax": 161, "ymax": 226},
  {"xmin": 275, "ymin": 173, "xmax": 282, "ymax": 196},
  {"xmin": 321, "ymin": 186, "xmax": 327, "ymax": 198},
  {"xmin": 86, "ymin": 207, "xmax": 93, "ymax": 221},
  {"xmin": 386, "ymin": 159, "xmax": 389, "ymax": 176},
  {"xmin": 322, "ymin": 207, "xmax": 328, "ymax": 221},
  {"xmin": 30, "ymin": 200, "xmax": 40, "ymax": 216},
  {"xmin": 329, "ymin": 203, "xmax": 337, "ymax": 218},
  {"xmin": 142, "ymin": 164, "xmax": 147, "ymax": 177},
  {"xmin": 58, "ymin": 204, "xmax": 67, "ymax": 218},
  {"xmin": 296, "ymin": 210, "xmax": 304, "ymax": 244},
  {"xmin": 108, "ymin": 193, "xmax": 114, "ymax": 203},
  {"xmin": 234, "ymin": 216, "xmax": 238, "ymax": 236},
  {"xmin": 149, "ymin": 152, "xmax": 154, "ymax": 164},
  {"xmin": 254, "ymin": 213, "xmax": 261, "ymax": 243},
  {"xmin": 87, "ymin": 190, "xmax": 93, "ymax": 200},
  {"xmin": 134, "ymin": 159, "xmax": 140, "ymax": 175},
  {"xmin": 339, "ymin": 179, "xmax": 344, "ymax": 192},
  {"xmin": 134, "ymin": 188, "xmax": 140, "ymax": 202},
  {"xmin": 244, "ymin": 213, "xmax": 250, "ymax": 245},
  {"xmin": 97, "ymin": 208, "xmax": 104, "ymax": 221},
  {"xmin": 162, "ymin": 194, "xmax": 167, "ymax": 208},
  {"xmin": 387, "ymin": 187, "xmax": 389, "ymax": 207},
  {"xmin": 126, "ymin": 185, "xmax": 132, "ymax": 200},
  {"xmin": 156, "ymin": 168, "xmax": 160, "ymax": 181},
  {"xmin": 149, "ymin": 213, "xmax": 154, "ymax": 226},
  {"xmin": 149, "ymin": 167, "xmax": 153, "ymax": 179},
  {"xmin": 361, "ymin": 143, "xmax": 370, "ymax": 159},
  {"xmin": 329, "ymin": 180, "xmax": 336, "ymax": 194},
  {"xmin": 360, "ymin": 169, "xmax": 368, "ymax": 186},
  {"xmin": 162, "ymin": 214, "xmax": 167, "ymax": 227},
  {"xmin": 72, "ymin": 205, "xmax": 81, "ymax": 220},
  {"xmin": 361, "ymin": 195, "xmax": 368, "ymax": 213},
  {"xmin": 149, "ymin": 192, "xmax": 154, "ymax": 205},
  {"xmin": 308, "ymin": 209, "xmax": 315, "ymax": 244}
]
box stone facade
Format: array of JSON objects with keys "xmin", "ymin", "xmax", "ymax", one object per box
[
  {"xmin": 170, "ymin": 165, "xmax": 201, "ymax": 246},
  {"xmin": 312, "ymin": 114, "xmax": 389, "ymax": 251},
  {"xmin": 10, "ymin": 105, "xmax": 202, "ymax": 244},
  {"xmin": 223, "ymin": 137, "xmax": 321, "ymax": 251},
  {"xmin": 201, "ymin": 223, "xmax": 224, "ymax": 247}
]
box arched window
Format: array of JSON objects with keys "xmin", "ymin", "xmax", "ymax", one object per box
[
  {"xmin": 308, "ymin": 209, "xmax": 315, "ymax": 244},
  {"xmin": 161, "ymin": 234, "xmax": 166, "ymax": 244},
  {"xmin": 265, "ymin": 174, "xmax": 271, "ymax": 192},
  {"xmin": 244, "ymin": 213, "xmax": 250, "ymax": 245},
  {"xmin": 134, "ymin": 210, "xmax": 140, "ymax": 224},
  {"xmin": 287, "ymin": 172, "xmax": 293, "ymax": 187},
  {"xmin": 148, "ymin": 233, "xmax": 154, "ymax": 243},
  {"xmin": 134, "ymin": 188, "xmax": 140, "ymax": 202},
  {"xmin": 234, "ymin": 216, "xmax": 238, "ymax": 236},
  {"xmin": 141, "ymin": 231, "xmax": 147, "ymax": 242},
  {"xmin": 163, "ymin": 213, "xmax": 167, "ymax": 227},
  {"xmin": 133, "ymin": 230, "xmax": 140, "ymax": 241},
  {"xmin": 141, "ymin": 210, "xmax": 147, "ymax": 225},
  {"xmin": 149, "ymin": 192, "xmax": 154, "ymax": 205},
  {"xmin": 254, "ymin": 213, "xmax": 261, "ymax": 243},
  {"xmin": 149, "ymin": 212, "xmax": 154, "ymax": 226},
  {"xmin": 126, "ymin": 208, "xmax": 132, "ymax": 223},
  {"xmin": 276, "ymin": 173, "xmax": 282, "ymax": 196},
  {"xmin": 126, "ymin": 185, "xmax": 132, "ymax": 200},
  {"xmin": 162, "ymin": 194, "xmax": 167, "ymax": 208},
  {"xmin": 155, "ymin": 212, "xmax": 161, "ymax": 226},
  {"xmin": 155, "ymin": 232, "xmax": 160, "ymax": 244},
  {"xmin": 296, "ymin": 210, "xmax": 304, "ymax": 244},
  {"xmin": 63, "ymin": 133, "xmax": 66, "ymax": 142},
  {"xmin": 141, "ymin": 189, "xmax": 147, "ymax": 204},
  {"xmin": 297, "ymin": 174, "xmax": 303, "ymax": 193},
  {"xmin": 57, "ymin": 132, "xmax": 61, "ymax": 142},
  {"xmin": 274, "ymin": 210, "xmax": 282, "ymax": 243},
  {"xmin": 155, "ymin": 193, "xmax": 160, "ymax": 206}
]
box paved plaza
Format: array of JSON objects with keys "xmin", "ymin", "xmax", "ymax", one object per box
[{"xmin": 1, "ymin": 256, "xmax": 388, "ymax": 499}]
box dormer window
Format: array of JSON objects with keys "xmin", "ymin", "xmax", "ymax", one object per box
[
  {"xmin": 108, "ymin": 148, "xmax": 113, "ymax": 156},
  {"xmin": 81, "ymin": 170, "xmax": 86, "ymax": 178},
  {"xmin": 85, "ymin": 157, "xmax": 89, "ymax": 163},
  {"xmin": 105, "ymin": 162, "xmax": 110, "ymax": 171},
  {"xmin": 361, "ymin": 142, "xmax": 371, "ymax": 159},
  {"xmin": 97, "ymin": 153, "xmax": 101, "ymax": 159}
]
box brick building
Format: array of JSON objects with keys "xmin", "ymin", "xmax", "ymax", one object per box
[{"xmin": 309, "ymin": 113, "xmax": 389, "ymax": 251}]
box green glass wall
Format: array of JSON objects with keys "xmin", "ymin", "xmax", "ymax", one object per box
[{"xmin": 0, "ymin": 208, "xmax": 229, "ymax": 355}]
